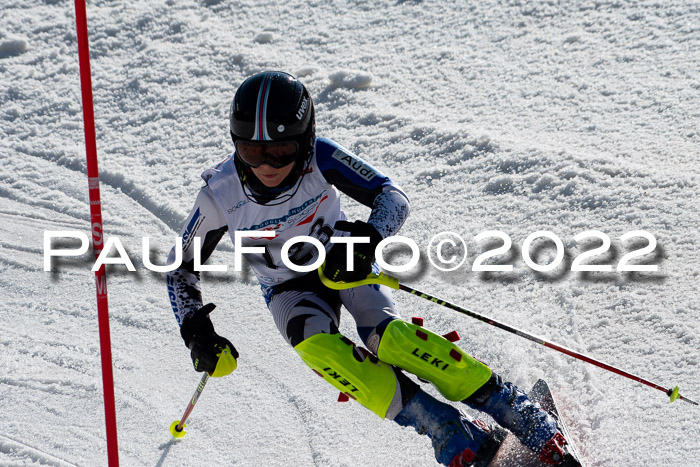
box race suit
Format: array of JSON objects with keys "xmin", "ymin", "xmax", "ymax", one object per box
[{"xmin": 166, "ymin": 137, "xmax": 410, "ymax": 362}]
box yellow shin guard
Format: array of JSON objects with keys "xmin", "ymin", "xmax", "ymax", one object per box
[
  {"xmin": 294, "ymin": 333, "xmax": 397, "ymax": 418},
  {"xmin": 377, "ymin": 320, "xmax": 491, "ymax": 401}
]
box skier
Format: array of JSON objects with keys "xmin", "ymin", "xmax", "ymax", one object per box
[{"xmin": 166, "ymin": 71, "xmax": 574, "ymax": 466}]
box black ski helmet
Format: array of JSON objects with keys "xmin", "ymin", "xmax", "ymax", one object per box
[{"xmin": 229, "ymin": 71, "xmax": 315, "ymax": 202}]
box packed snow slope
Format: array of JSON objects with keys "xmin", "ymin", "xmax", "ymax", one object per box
[{"xmin": 1, "ymin": 0, "xmax": 698, "ymax": 465}]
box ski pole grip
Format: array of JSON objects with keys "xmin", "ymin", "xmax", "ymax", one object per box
[{"xmin": 317, "ymin": 266, "xmax": 399, "ymax": 290}]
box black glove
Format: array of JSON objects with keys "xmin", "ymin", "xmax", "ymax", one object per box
[
  {"xmin": 180, "ymin": 303, "xmax": 239, "ymax": 377},
  {"xmin": 323, "ymin": 220, "xmax": 383, "ymax": 282}
]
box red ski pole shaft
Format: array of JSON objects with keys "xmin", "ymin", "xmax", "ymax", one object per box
[
  {"xmin": 74, "ymin": 0, "xmax": 120, "ymax": 463},
  {"xmin": 171, "ymin": 372, "xmax": 210, "ymax": 437},
  {"xmin": 178, "ymin": 372, "xmax": 210, "ymax": 430},
  {"xmin": 399, "ymin": 284, "xmax": 698, "ymax": 406}
]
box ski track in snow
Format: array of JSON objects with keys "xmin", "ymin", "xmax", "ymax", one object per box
[
  {"xmin": 0, "ymin": 433, "xmax": 78, "ymax": 467},
  {"xmin": 1, "ymin": 0, "xmax": 699, "ymax": 465},
  {"xmin": 253, "ymin": 366, "xmax": 324, "ymax": 466},
  {"xmin": 12, "ymin": 144, "xmax": 185, "ymax": 233}
]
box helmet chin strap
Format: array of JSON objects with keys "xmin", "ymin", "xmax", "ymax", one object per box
[{"xmin": 235, "ymin": 157, "xmax": 310, "ymax": 206}]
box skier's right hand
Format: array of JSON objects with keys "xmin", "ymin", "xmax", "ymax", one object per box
[
  {"xmin": 180, "ymin": 303, "xmax": 238, "ymax": 377},
  {"xmin": 323, "ymin": 220, "xmax": 383, "ymax": 283}
]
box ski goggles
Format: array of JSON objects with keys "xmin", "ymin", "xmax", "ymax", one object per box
[{"xmin": 235, "ymin": 140, "xmax": 299, "ymax": 169}]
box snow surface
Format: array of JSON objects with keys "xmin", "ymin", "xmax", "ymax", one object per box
[{"xmin": 1, "ymin": 0, "xmax": 699, "ymax": 466}]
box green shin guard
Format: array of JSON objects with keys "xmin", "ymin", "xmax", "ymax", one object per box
[
  {"xmin": 377, "ymin": 320, "xmax": 492, "ymax": 401},
  {"xmin": 294, "ymin": 333, "xmax": 398, "ymax": 418}
]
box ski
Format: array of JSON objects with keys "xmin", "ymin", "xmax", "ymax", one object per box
[{"xmin": 531, "ymin": 379, "xmax": 585, "ymax": 466}]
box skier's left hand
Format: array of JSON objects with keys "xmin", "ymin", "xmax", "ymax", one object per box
[{"xmin": 323, "ymin": 220, "xmax": 383, "ymax": 283}]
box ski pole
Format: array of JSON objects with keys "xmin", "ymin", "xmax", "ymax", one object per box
[
  {"xmin": 318, "ymin": 269, "xmax": 698, "ymax": 406},
  {"xmin": 397, "ymin": 283, "xmax": 697, "ymax": 406},
  {"xmin": 170, "ymin": 372, "xmax": 210, "ymax": 438}
]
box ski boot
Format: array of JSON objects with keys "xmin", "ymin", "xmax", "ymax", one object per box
[
  {"xmin": 394, "ymin": 389, "xmax": 506, "ymax": 466},
  {"xmin": 463, "ymin": 375, "xmax": 562, "ymax": 461}
]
